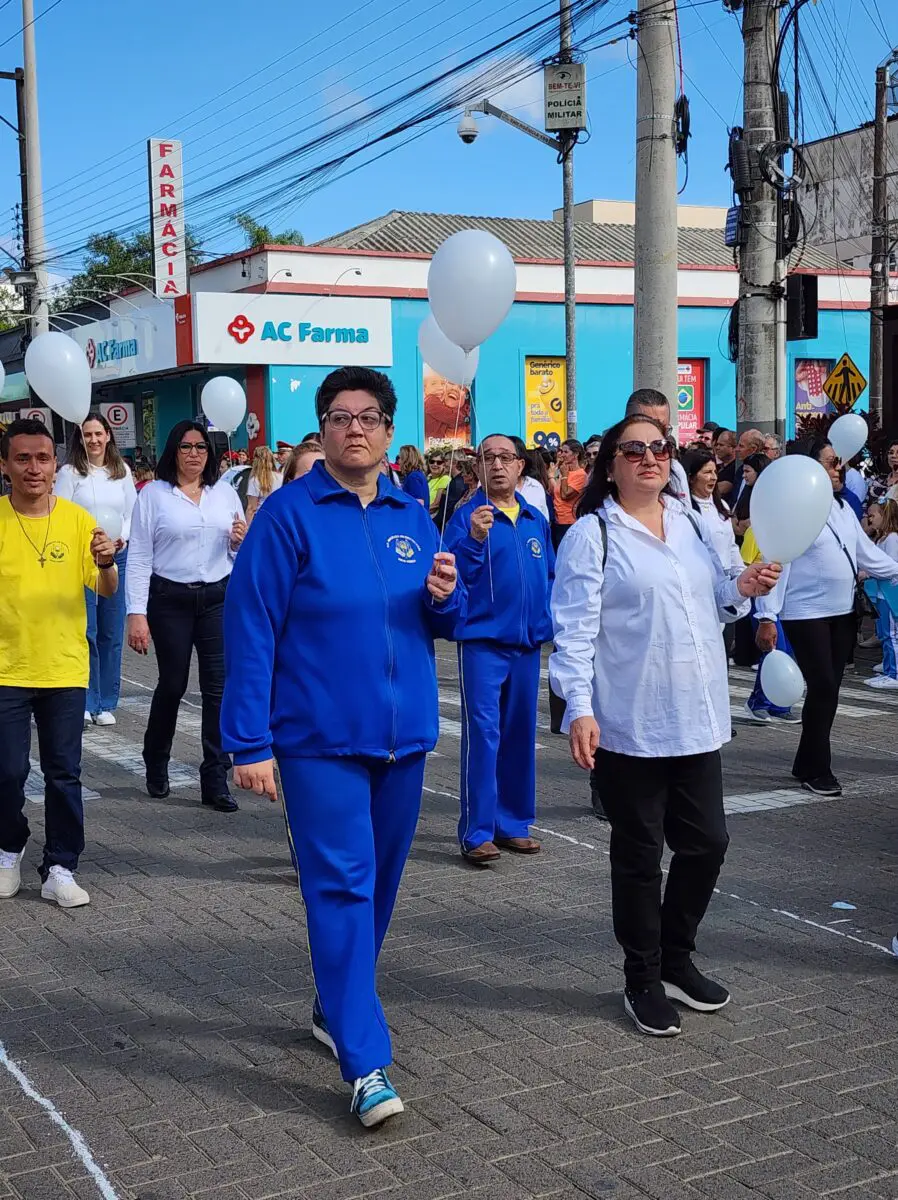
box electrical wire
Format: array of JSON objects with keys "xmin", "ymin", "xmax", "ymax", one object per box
[{"xmin": 0, "ymin": 0, "xmax": 66, "ymax": 51}]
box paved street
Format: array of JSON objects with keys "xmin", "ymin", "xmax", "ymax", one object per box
[{"xmin": 1, "ymin": 643, "xmax": 897, "ymax": 1200}]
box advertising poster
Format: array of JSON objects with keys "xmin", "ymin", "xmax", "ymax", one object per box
[
  {"xmin": 794, "ymin": 359, "xmax": 835, "ymax": 418},
  {"xmin": 676, "ymin": 359, "xmax": 706, "ymax": 446},
  {"xmin": 423, "ymin": 365, "xmax": 471, "ymax": 447},
  {"xmin": 524, "ymin": 356, "xmax": 566, "ymax": 450}
]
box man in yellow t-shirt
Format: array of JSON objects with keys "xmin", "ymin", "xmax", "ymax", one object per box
[{"xmin": 0, "ymin": 419, "xmax": 117, "ymax": 909}]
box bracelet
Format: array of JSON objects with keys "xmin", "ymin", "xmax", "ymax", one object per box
[{"xmin": 97, "ymin": 558, "xmax": 117, "ymax": 570}]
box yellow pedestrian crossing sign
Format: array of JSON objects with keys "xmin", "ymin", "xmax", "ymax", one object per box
[{"xmin": 823, "ymin": 354, "xmax": 867, "ymax": 413}]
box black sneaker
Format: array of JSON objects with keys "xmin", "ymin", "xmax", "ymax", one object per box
[
  {"xmin": 662, "ymin": 961, "xmax": 731, "ymax": 1012},
  {"xmin": 624, "ymin": 983, "xmax": 681, "ymax": 1037},
  {"xmin": 801, "ymin": 774, "xmax": 842, "ymax": 797}
]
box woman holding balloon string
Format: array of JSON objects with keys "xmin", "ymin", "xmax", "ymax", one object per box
[
  {"xmin": 755, "ymin": 436, "xmax": 898, "ymax": 797},
  {"xmin": 125, "ymin": 420, "xmax": 247, "ymax": 813},
  {"xmin": 55, "ymin": 415, "xmax": 137, "ymax": 728}
]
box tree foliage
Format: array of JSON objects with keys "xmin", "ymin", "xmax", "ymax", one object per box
[
  {"xmin": 234, "ymin": 212, "xmax": 303, "ymax": 248},
  {"xmin": 52, "ymin": 229, "xmax": 202, "ymax": 312}
]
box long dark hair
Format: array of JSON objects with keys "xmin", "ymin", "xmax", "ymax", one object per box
[
  {"xmin": 156, "ymin": 420, "xmax": 217, "ymax": 488},
  {"xmin": 509, "ymin": 436, "xmax": 546, "ymax": 487},
  {"xmin": 682, "ymin": 448, "xmax": 728, "ymax": 517},
  {"xmin": 66, "ymin": 414, "xmax": 128, "ymax": 481},
  {"xmin": 578, "ymin": 415, "xmax": 671, "ymax": 517},
  {"xmin": 733, "ymin": 452, "xmax": 770, "ymax": 520}
]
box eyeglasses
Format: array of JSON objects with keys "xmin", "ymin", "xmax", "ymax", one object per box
[
  {"xmin": 480, "ymin": 452, "xmax": 519, "ymax": 465},
  {"xmin": 324, "ymin": 408, "xmax": 386, "ymax": 431},
  {"xmin": 617, "ymin": 438, "xmax": 674, "ymax": 464},
  {"xmin": 178, "ymin": 442, "xmax": 209, "ymax": 455}
]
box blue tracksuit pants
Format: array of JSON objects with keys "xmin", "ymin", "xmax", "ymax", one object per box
[
  {"xmin": 457, "ymin": 642, "xmax": 540, "ymax": 851},
  {"xmin": 876, "ymin": 597, "xmax": 898, "ymax": 678},
  {"xmin": 278, "ymin": 753, "xmax": 426, "ymax": 1082}
]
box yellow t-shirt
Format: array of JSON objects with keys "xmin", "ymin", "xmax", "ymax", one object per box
[
  {"xmin": 497, "ymin": 503, "xmax": 520, "ymax": 524},
  {"xmin": 0, "ymin": 496, "xmax": 99, "ymax": 688},
  {"xmin": 740, "ymin": 527, "xmax": 761, "ymax": 565}
]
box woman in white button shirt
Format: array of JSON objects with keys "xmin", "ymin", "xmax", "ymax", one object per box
[
  {"xmin": 550, "ymin": 415, "xmax": 780, "ymax": 1039},
  {"xmin": 55, "ymin": 414, "xmax": 137, "ymax": 727},
  {"xmin": 755, "ymin": 436, "xmax": 898, "ymax": 798},
  {"xmin": 125, "ymin": 421, "xmax": 247, "ymax": 813},
  {"xmin": 682, "ymin": 449, "xmax": 743, "ymax": 574}
]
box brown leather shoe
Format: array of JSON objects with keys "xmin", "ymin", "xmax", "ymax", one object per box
[
  {"xmin": 461, "ymin": 841, "xmax": 501, "ymax": 865},
  {"xmin": 494, "ymin": 836, "xmax": 541, "ymax": 854}
]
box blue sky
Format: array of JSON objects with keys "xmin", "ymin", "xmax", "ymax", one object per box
[{"xmin": 0, "ymin": 0, "xmax": 892, "ymax": 280}]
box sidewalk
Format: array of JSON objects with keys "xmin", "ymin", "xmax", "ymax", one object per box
[{"xmin": 1, "ymin": 651, "xmax": 897, "ymax": 1200}]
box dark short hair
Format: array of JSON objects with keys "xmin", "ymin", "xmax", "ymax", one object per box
[
  {"xmin": 0, "ymin": 417, "xmax": 55, "ymax": 460},
  {"xmin": 156, "ymin": 420, "xmax": 217, "ymax": 488},
  {"xmin": 713, "ymin": 426, "xmax": 734, "ymax": 444},
  {"xmin": 479, "ymin": 433, "xmax": 520, "ymax": 454},
  {"xmin": 315, "ymin": 366, "xmax": 397, "ymax": 423},
  {"xmin": 626, "ymin": 388, "xmax": 669, "ymax": 415}
]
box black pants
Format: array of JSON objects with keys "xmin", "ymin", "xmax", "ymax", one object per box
[
  {"xmin": 594, "ymin": 747, "xmax": 729, "ymax": 988},
  {"xmin": 781, "ymin": 612, "xmax": 856, "ymax": 782},
  {"xmin": 144, "ymin": 575, "xmax": 231, "ymax": 799},
  {"xmin": 0, "ymin": 686, "xmax": 86, "ymax": 879}
]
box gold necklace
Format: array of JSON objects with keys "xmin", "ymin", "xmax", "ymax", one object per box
[{"xmin": 11, "ymin": 497, "xmax": 52, "ymax": 567}]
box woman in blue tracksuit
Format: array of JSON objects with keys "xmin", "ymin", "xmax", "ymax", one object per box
[
  {"xmin": 220, "ymin": 366, "xmax": 464, "ymax": 1130},
  {"xmin": 445, "ymin": 434, "xmax": 554, "ymax": 864}
]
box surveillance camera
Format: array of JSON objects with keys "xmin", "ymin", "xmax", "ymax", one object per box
[{"xmin": 457, "ymin": 114, "xmax": 479, "ymax": 145}]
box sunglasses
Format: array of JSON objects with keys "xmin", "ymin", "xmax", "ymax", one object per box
[{"xmin": 617, "ymin": 438, "xmax": 674, "ymax": 464}]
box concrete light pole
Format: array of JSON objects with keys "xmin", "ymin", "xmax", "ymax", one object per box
[{"xmin": 22, "ymin": 0, "xmax": 48, "ymax": 335}]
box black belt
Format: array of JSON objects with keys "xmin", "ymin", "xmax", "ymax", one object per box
[{"xmin": 150, "ymin": 574, "xmax": 229, "ymax": 593}]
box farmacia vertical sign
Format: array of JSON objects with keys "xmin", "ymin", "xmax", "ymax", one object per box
[{"xmin": 147, "ymin": 139, "xmax": 187, "ymax": 298}]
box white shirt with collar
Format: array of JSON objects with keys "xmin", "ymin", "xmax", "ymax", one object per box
[
  {"xmin": 54, "ymin": 462, "xmax": 138, "ymax": 544},
  {"xmin": 550, "ymin": 496, "xmax": 749, "ymax": 758},
  {"xmin": 692, "ymin": 495, "xmax": 743, "ymax": 576},
  {"xmin": 518, "ymin": 475, "xmax": 550, "ymax": 520},
  {"xmin": 755, "ymin": 496, "xmax": 898, "ymax": 623},
  {"xmin": 125, "ymin": 479, "xmax": 244, "ymax": 615}
]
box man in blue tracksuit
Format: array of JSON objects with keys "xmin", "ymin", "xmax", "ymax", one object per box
[
  {"xmin": 220, "ymin": 366, "xmax": 465, "ymax": 1129},
  {"xmin": 445, "ymin": 434, "xmax": 554, "ymax": 865}
]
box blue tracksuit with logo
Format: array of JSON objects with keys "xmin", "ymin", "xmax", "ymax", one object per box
[
  {"xmin": 445, "ymin": 490, "xmax": 554, "ymax": 852},
  {"xmin": 221, "ymin": 461, "xmax": 465, "ymax": 1081}
]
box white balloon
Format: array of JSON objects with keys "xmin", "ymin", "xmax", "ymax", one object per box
[
  {"xmin": 427, "ymin": 230, "xmax": 517, "ymax": 352},
  {"xmin": 828, "ymin": 413, "xmax": 867, "ymax": 463},
  {"xmin": 417, "ymin": 315, "xmax": 479, "ymax": 386},
  {"xmin": 749, "ymin": 455, "xmax": 833, "ymax": 563},
  {"xmin": 24, "ymin": 332, "xmax": 92, "ymax": 424},
  {"xmin": 0, "ymin": 357, "xmax": 6, "ymax": 397},
  {"xmin": 90, "ymin": 504, "xmax": 122, "ymax": 543},
  {"xmin": 760, "ymin": 649, "xmax": 805, "ymax": 709},
  {"xmin": 201, "ymin": 376, "xmax": 246, "ymax": 434}
]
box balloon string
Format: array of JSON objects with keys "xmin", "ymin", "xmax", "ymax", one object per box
[{"xmin": 79, "ymin": 423, "xmax": 100, "ymax": 603}]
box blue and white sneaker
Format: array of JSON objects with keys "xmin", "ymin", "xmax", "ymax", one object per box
[
  {"xmin": 311, "ymin": 997, "xmax": 337, "ymax": 1059},
  {"xmin": 350, "ymin": 1068, "xmax": 404, "ymax": 1129},
  {"xmin": 892, "ymin": 932, "xmax": 898, "ymax": 959}
]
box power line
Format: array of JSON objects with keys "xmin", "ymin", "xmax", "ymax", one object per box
[{"xmin": 0, "ymin": 0, "xmax": 65, "ymax": 51}]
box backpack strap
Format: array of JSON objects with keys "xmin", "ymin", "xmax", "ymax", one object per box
[{"xmin": 597, "ymin": 509, "xmax": 700, "ymax": 571}]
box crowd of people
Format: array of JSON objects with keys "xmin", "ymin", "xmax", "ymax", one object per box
[{"xmin": 0, "ymin": 378, "xmax": 897, "ymax": 1130}]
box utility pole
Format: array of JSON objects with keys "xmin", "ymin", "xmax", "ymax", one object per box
[
  {"xmin": 737, "ymin": 0, "xmax": 779, "ymax": 435},
  {"xmin": 633, "ymin": 0, "xmax": 679, "ymax": 422},
  {"xmin": 869, "ymin": 60, "xmax": 890, "ymax": 426},
  {"xmin": 559, "ymin": 0, "xmax": 577, "ymax": 439},
  {"xmin": 22, "ymin": 0, "xmax": 48, "ymax": 335}
]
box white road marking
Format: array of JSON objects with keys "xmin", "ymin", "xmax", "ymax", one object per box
[
  {"xmin": 81, "ymin": 726, "xmax": 199, "ymax": 789},
  {"xmin": 26, "ymin": 760, "xmax": 100, "ymax": 804},
  {"xmin": 121, "ymin": 675, "xmax": 203, "ymax": 711},
  {"xmin": 0, "ymin": 1041, "xmax": 121, "ymax": 1199}
]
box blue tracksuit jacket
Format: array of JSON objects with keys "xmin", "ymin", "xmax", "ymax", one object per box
[
  {"xmin": 445, "ymin": 489, "xmax": 554, "ymax": 647},
  {"xmin": 221, "ymin": 461, "xmax": 466, "ymax": 765}
]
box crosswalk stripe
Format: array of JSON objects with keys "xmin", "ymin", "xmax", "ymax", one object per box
[
  {"xmin": 726, "ymin": 683, "xmax": 878, "ymax": 719},
  {"xmin": 26, "ymin": 760, "xmax": 100, "ymax": 804}
]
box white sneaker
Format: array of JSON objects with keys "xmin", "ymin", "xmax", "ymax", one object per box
[
  {"xmin": 84, "ymin": 710, "xmax": 92, "ymax": 725},
  {"xmin": 874, "ymin": 663, "xmax": 884, "ymax": 674},
  {"xmin": 0, "ymin": 851, "xmax": 22, "ymax": 899},
  {"xmin": 41, "ymin": 866, "xmax": 90, "ymax": 909},
  {"xmin": 93, "ymin": 711, "xmax": 116, "ymax": 727},
  {"xmin": 865, "ymin": 674, "xmax": 898, "ymax": 691}
]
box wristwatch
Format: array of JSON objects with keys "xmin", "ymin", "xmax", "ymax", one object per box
[{"xmin": 97, "ymin": 558, "xmax": 117, "ymax": 570}]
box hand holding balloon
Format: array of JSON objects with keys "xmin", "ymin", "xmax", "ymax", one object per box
[
  {"xmin": 736, "ymin": 561, "xmax": 782, "ymax": 597},
  {"xmin": 427, "ymin": 552, "xmax": 457, "ymax": 602},
  {"xmin": 90, "ymin": 527, "xmax": 117, "ymax": 565},
  {"xmin": 470, "ymin": 505, "xmax": 495, "ymax": 543}
]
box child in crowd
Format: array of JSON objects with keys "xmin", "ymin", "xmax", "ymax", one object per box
[{"xmin": 864, "ymin": 499, "xmax": 898, "ymax": 690}]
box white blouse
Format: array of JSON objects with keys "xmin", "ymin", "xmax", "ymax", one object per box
[
  {"xmin": 755, "ymin": 497, "xmax": 898, "ymax": 622},
  {"xmin": 54, "ymin": 462, "xmax": 137, "ymax": 544},
  {"xmin": 692, "ymin": 495, "xmax": 743, "ymax": 575},
  {"xmin": 125, "ymin": 479, "xmax": 244, "ymax": 615},
  {"xmin": 550, "ymin": 497, "xmax": 748, "ymax": 758},
  {"xmin": 518, "ymin": 476, "xmax": 550, "ymax": 520}
]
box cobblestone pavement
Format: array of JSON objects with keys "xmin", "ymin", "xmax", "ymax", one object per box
[{"xmin": 1, "ymin": 643, "xmax": 897, "ymax": 1200}]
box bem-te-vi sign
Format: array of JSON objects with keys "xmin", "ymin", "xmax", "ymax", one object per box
[{"xmin": 192, "ymin": 293, "xmax": 393, "ymax": 366}]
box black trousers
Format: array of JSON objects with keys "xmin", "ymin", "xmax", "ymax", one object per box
[
  {"xmin": 781, "ymin": 612, "xmax": 856, "ymax": 782},
  {"xmin": 144, "ymin": 575, "xmax": 231, "ymax": 799},
  {"xmin": 594, "ymin": 747, "xmax": 729, "ymax": 988}
]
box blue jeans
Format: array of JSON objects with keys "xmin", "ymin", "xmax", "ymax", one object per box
[
  {"xmin": 0, "ymin": 686, "xmax": 86, "ymax": 879},
  {"xmin": 747, "ymin": 612, "xmax": 795, "ymax": 716},
  {"xmin": 876, "ymin": 597, "xmax": 898, "ymax": 679},
  {"xmin": 85, "ymin": 547, "xmax": 127, "ymax": 715}
]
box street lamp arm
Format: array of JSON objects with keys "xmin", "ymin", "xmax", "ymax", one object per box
[{"xmin": 468, "ymin": 100, "xmax": 562, "ymax": 152}]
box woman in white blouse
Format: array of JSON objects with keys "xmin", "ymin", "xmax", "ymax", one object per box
[
  {"xmin": 550, "ymin": 415, "xmax": 780, "ymax": 1039},
  {"xmin": 55, "ymin": 414, "xmax": 137, "ymax": 727},
  {"xmin": 682, "ymin": 449, "xmax": 743, "ymax": 574},
  {"xmin": 125, "ymin": 421, "xmax": 247, "ymax": 813},
  {"xmin": 755, "ymin": 436, "xmax": 898, "ymax": 797}
]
